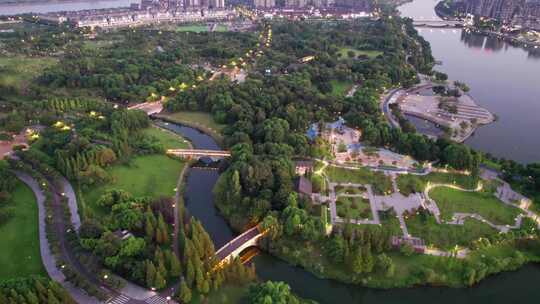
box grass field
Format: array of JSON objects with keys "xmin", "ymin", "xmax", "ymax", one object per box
[
  {"xmin": 406, "ymin": 214, "xmax": 497, "ymax": 249},
  {"xmin": 325, "ymin": 165, "xmax": 393, "ymax": 195},
  {"xmin": 142, "ymin": 126, "xmax": 191, "ymax": 150},
  {"xmin": 175, "ymin": 24, "xmax": 228, "ymax": 33},
  {"xmin": 337, "ymin": 47, "xmax": 383, "ymax": 60},
  {"xmin": 329, "ymin": 80, "xmax": 353, "ymax": 96},
  {"xmin": 429, "ymin": 187, "xmax": 522, "ymax": 225},
  {"xmin": 396, "ymin": 172, "xmax": 478, "ymax": 196},
  {"xmin": 0, "ymin": 181, "xmax": 46, "ymax": 280},
  {"xmin": 81, "ymin": 125, "xmax": 189, "ymax": 217},
  {"xmin": 336, "ymin": 196, "xmax": 372, "ymax": 220},
  {"xmin": 0, "ymin": 56, "xmax": 57, "ymax": 91}
]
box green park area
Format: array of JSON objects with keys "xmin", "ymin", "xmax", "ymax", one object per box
[
  {"xmin": 330, "ymin": 79, "xmax": 353, "ymax": 96},
  {"xmin": 406, "ymin": 214, "xmax": 497, "ymax": 250},
  {"xmin": 429, "ymin": 187, "xmax": 522, "ymax": 225},
  {"xmin": 337, "ymin": 47, "xmax": 383, "ymax": 60},
  {"xmin": 0, "ymin": 56, "xmax": 57, "ymax": 92},
  {"xmin": 396, "ymin": 171, "xmax": 479, "ymax": 196},
  {"xmin": 0, "ymin": 181, "xmax": 46, "ymax": 280},
  {"xmin": 336, "ymin": 196, "xmax": 372, "ymax": 220},
  {"xmin": 324, "ymin": 165, "xmax": 393, "ymax": 195},
  {"xmin": 80, "ymin": 127, "xmax": 188, "ymax": 217},
  {"xmin": 175, "ymin": 24, "xmax": 228, "ymax": 33}
]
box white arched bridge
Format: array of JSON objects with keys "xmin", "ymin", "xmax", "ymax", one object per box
[
  {"xmin": 412, "ymin": 19, "xmax": 464, "ymax": 28},
  {"xmin": 127, "ymin": 101, "xmax": 163, "ymax": 115},
  {"xmin": 214, "ymin": 226, "xmax": 267, "ymax": 268},
  {"xmin": 166, "ymin": 149, "xmax": 231, "ymax": 160}
]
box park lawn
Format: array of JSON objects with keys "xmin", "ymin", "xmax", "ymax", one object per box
[
  {"xmin": 81, "ymin": 155, "xmax": 185, "ymax": 218},
  {"xmin": 0, "ymin": 181, "xmax": 46, "ymax": 280},
  {"xmin": 325, "ymin": 165, "xmax": 392, "ymax": 195},
  {"xmin": 329, "ymin": 79, "xmax": 352, "ymax": 96},
  {"xmin": 142, "ymin": 126, "xmax": 191, "ymax": 150},
  {"xmin": 175, "ymin": 25, "xmax": 210, "ymax": 32},
  {"xmin": 406, "ymin": 214, "xmax": 498, "ymax": 250},
  {"xmin": 337, "ymin": 47, "xmax": 383, "ymax": 60},
  {"xmin": 0, "ymin": 56, "xmax": 57, "ymax": 91},
  {"xmin": 336, "ymin": 196, "xmax": 372, "ymax": 220},
  {"xmin": 396, "ymin": 172, "xmax": 478, "ymax": 196},
  {"xmin": 429, "ymin": 187, "xmax": 522, "ymax": 225}
]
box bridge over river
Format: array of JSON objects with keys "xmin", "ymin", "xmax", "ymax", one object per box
[{"xmin": 214, "ymin": 226, "xmax": 266, "ymax": 268}]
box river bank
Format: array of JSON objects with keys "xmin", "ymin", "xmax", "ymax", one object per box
[{"xmin": 164, "ymin": 119, "xmax": 540, "ymax": 303}]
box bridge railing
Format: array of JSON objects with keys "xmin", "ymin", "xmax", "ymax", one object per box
[{"xmin": 215, "ymin": 226, "xmax": 260, "ymax": 258}]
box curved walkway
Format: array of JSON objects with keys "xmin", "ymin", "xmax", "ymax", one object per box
[
  {"xmin": 423, "ymin": 182, "xmax": 535, "ymax": 232},
  {"xmin": 14, "ymin": 171, "xmax": 101, "ymax": 304}
]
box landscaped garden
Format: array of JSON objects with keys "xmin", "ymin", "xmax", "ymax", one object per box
[
  {"xmin": 0, "ymin": 181, "xmax": 46, "ymax": 279},
  {"xmin": 336, "ymin": 196, "xmax": 372, "ymax": 220},
  {"xmin": 337, "ymin": 47, "xmax": 383, "ymax": 60},
  {"xmin": 325, "ymin": 165, "xmax": 393, "ymax": 195},
  {"xmin": 429, "ymin": 187, "xmax": 523, "ymax": 225},
  {"xmin": 396, "ymin": 171, "xmax": 479, "ymax": 196},
  {"xmin": 405, "ymin": 213, "xmax": 498, "ymax": 249}
]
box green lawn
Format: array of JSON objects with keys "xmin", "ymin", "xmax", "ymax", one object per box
[
  {"xmin": 429, "ymin": 187, "xmax": 522, "ymax": 225},
  {"xmin": 336, "ymin": 196, "xmax": 372, "ymax": 220},
  {"xmin": 142, "ymin": 126, "xmax": 191, "ymax": 150},
  {"xmin": 337, "ymin": 47, "xmax": 383, "ymax": 60},
  {"xmin": 81, "ymin": 155, "xmax": 185, "ymax": 218},
  {"xmin": 0, "ymin": 181, "xmax": 46, "ymax": 280},
  {"xmin": 324, "ymin": 165, "xmax": 392, "ymax": 195},
  {"xmin": 329, "ymin": 80, "xmax": 353, "ymax": 96},
  {"xmin": 406, "ymin": 214, "xmax": 498, "ymax": 250},
  {"xmin": 175, "ymin": 24, "xmax": 227, "ymax": 33},
  {"xmin": 80, "ymin": 126, "xmax": 188, "ymax": 217},
  {"xmin": 396, "ymin": 172, "xmax": 479, "ymax": 196},
  {"xmin": 0, "ymin": 56, "xmax": 57, "ymax": 91}
]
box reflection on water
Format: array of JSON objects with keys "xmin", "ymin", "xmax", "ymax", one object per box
[{"xmin": 401, "ymin": 1, "xmax": 540, "ymax": 163}]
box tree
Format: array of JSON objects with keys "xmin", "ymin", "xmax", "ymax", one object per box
[
  {"xmin": 178, "ymin": 281, "xmax": 192, "ymax": 303},
  {"xmin": 153, "ymin": 272, "xmax": 166, "ymax": 290},
  {"xmin": 376, "ymin": 253, "xmax": 395, "ymax": 277},
  {"xmin": 146, "ymin": 261, "xmax": 156, "ymax": 288},
  {"xmin": 247, "ymin": 281, "xmax": 298, "ymax": 304}
]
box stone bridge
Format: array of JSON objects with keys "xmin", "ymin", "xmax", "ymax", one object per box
[
  {"xmin": 214, "ymin": 226, "xmax": 266, "ymax": 267},
  {"xmin": 166, "ymin": 149, "xmax": 230, "ymax": 160},
  {"xmin": 127, "ymin": 101, "xmax": 163, "ymax": 115}
]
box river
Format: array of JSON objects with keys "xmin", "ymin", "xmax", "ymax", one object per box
[
  {"xmin": 400, "ymin": 0, "xmax": 540, "ymax": 164},
  {"xmin": 0, "ymin": 0, "xmax": 138, "ymax": 16},
  {"xmin": 155, "ymin": 119, "xmax": 540, "ymax": 304}
]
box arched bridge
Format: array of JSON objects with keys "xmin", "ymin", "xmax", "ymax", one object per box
[
  {"xmin": 127, "ymin": 101, "xmax": 163, "ymax": 115},
  {"xmin": 166, "ymin": 149, "xmax": 231, "ymax": 160},
  {"xmin": 214, "ymin": 226, "xmax": 266, "ymax": 267},
  {"xmin": 412, "ymin": 19, "xmax": 464, "ymax": 28}
]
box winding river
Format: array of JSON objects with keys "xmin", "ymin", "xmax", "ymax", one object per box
[
  {"xmin": 3, "ymin": 0, "xmax": 539, "ymax": 301},
  {"xmin": 155, "ymin": 119, "xmax": 540, "ymax": 304}
]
